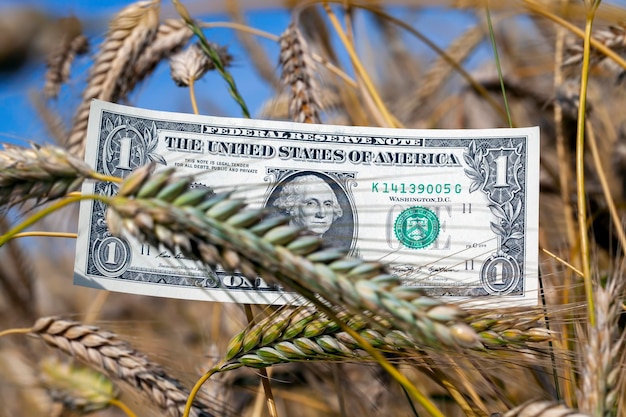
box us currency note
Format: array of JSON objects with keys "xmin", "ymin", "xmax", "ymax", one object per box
[{"xmin": 74, "ymin": 100, "xmax": 539, "ymax": 307}]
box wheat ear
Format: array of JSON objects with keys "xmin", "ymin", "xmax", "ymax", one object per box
[
  {"xmin": 129, "ymin": 19, "xmax": 194, "ymax": 93},
  {"xmin": 169, "ymin": 43, "xmax": 232, "ymax": 87},
  {"xmin": 66, "ymin": 0, "xmax": 160, "ymax": 159},
  {"xmin": 44, "ymin": 33, "xmax": 89, "ymax": 100},
  {"xmin": 107, "ymin": 166, "xmax": 480, "ymax": 350},
  {"xmin": 577, "ymin": 277, "xmax": 625, "ymax": 416},
  {"xmin": 30, "ymin": 317, "xmax": 216, "ymax": 417},
  {"xmin": 107, "ymin": 166, "xmax": 540, "ymax": 353},
  {"xmin": 279, "ymin": 21, "xmax": 322, "ymax": 124},
  {"xmin": 468, "ymin": 309, "xmax": 553, "ymax": 347},
  {"xmin": 38, "ymin": 357, "xmax": 119, "ymax": 415},
  {"xmin": 0, "ymin": 143, "xmax": 95, "ymax": 209},
  {"xmin": 30, "ymin": 92, "xmax": 69, "ymax": 145},
  {"xmin": 564, "ymin": 23, "xmax": 626, "ymax": 75},
  {"xmin": 221, "ymin": 305, "xmax": 552, "ymax": 371}
]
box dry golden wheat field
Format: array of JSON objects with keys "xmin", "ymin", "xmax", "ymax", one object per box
[{"xmin": 1, "ymin": 1, "xmax": 626, "ymax": 416}]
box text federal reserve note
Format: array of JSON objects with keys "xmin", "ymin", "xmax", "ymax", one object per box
[{"xmin": 74, "ymin": 100, "xmax": 539, "ymax": 306}]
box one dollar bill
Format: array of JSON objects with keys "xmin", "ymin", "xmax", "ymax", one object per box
[{"xmin": 74, "ymin": 100, "xmax": 540, "ymax": 306}]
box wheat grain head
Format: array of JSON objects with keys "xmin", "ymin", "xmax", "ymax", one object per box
[
  {"xmin": 44, "ymin": 25, "xmax": 88, "ymax": 101},
  {"xmin": 577, "ymin": 276, "xmax": 625, "ymax": 416},
  {"xmin": 38, "ymin": 357, "xmax": 118, "ymax": 414},
  {"xmin": 66, "ymin": 0, "xmax": 160, "ymax": 159},
  {"xmin": 169, "ymin": 43, "xmax": 232, "ymax": 87},
  {"xmin": 29, "ymin": 316, "xmax": 217, "ymax": 417},
  {"xmin": 0, "ymin": 143, "xmax": 94, "ymax": 209},
  {"xmin": 279, "ymin": 21, "xmax": 322, "ymax": 124},
  {"xmin": 104, "ymin": 165, "xmax": 484, "ymax": 352}
]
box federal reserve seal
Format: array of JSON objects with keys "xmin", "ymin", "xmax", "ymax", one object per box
[{"xmin": 394, "ymin": 206, "xmax": 440, "ymax": 249}]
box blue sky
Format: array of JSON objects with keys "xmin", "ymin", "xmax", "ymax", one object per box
[
  {"xmin": 0, "ymin": 0, "xmax": 538, "ymax": 147},
  {"xmin": 0, "ymin": 1, "xmax": 294, "ymax": 146}
]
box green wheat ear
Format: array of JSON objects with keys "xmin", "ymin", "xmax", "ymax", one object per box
[
  {"xmin": 219, "ymin": 303, "xmax": 554, "ymax": 372},
  {"xmin": 0, "ymin": 143, "xmax": 95, "ymax": 209},
  {"xmin": 38, "ymin": 357, "xmax": 118, "ymax": 414},
  {"xmin": 107, "ymin": 165, "xmax": 485, "ymax": 351}
]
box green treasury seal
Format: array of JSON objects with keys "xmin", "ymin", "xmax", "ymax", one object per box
[{"xmin": 394, "ymin": 206, "xmax": 440, "ymax": 249}]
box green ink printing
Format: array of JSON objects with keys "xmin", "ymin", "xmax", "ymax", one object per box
[{"xmin": 394, "ymin": 206, "xmax": 440, "ymax": 249}]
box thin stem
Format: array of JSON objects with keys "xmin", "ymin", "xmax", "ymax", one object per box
[
  {"xmin": 200, "ymin": 21, "xmax": 279, "ymax": 41},
  {"xmin": 576, "ymin": 11, "xmax": 596, "ymax": 326},
  {"xmin": 0, "ymin": 194, "xmax": 108, "ymax": 247},
  {"xmin": 244, "ymin": 304, "xmax": 278, "ymax": 417},
  {"xmin": 172, "ymin": 0, "xmax": 251, "ymax": 118},
  {"xmin": 428, "ymin": 363, "xmax": 479, "ymax": 417},
  {"xmin": 311, "ymin": 54, "xmax": 358, "ymax": 87},
  {"xmin": 109, "ymin": 398, "xmax": 138, "ymax": 417},
  {"xmin": 350, "ymin": 2, "xmax": 511, "ymax": 125},
  {"xmin": 323, "ymin": 3, "xmax": 400, "ymax": 128},
  {"xmin": 286, "ymin": 282, "xmax": 446, "ymax": 417},
  {"xmin": 586, "ymin": 119, "xmax": 626, "ymax": 252},
  {"xmin": 11, "ymin": 231, "xmax": 77, "ymax": 239},
  {"xmin": 552, "ymin": 0, "xmax": 578, "ymax": 257},
  {"xmin": 401, "ymin": 385, "xmax": 421, "ymax": 417},
  {"xmin": 333, "ymin": 363, "xmax": 348, "ymax": 417},
  {"xmin": 484, "ymin": 1, "xmax": 513, "ymax": 128},
  {"xmin": 84, "ymin": 291, "xmax": 110, "ymax": 324},
  {"xmin": 0, "ymin": 327, "xmax": 31, "ymax": 338},
  {"xmin": 198, "ymin": 20, "xmax": 357, "ymax": 87},
  {"xmin": 336, "ymin": 0, "xmax": 387, "ymax": 126},
  {"xmin": 551, "ymin": 5, "xmax": 576, "ymax": 402},
  {"xmin": 537, "ymin": 270, "xmax": 561, "ymax": 403},
  {"xmin": 524, "ymin": 0, "xmax": 626, "ymax": 72},
  {"xmin": 183, "ymin": 367, "xmax": 219, "ymax": 417},
  {"xmin": 541, "ymin": 247, "xmax": 584, "ymax": 277},
  {"xmin": 189, "ymin": 77, "xmax": 199, "ymax": 115},
  {"xmin": 90, "ymin": 172, "xmax": 123, "ymax": 184}
]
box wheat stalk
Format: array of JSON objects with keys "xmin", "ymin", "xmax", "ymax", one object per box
[
  {"xmin": 29, "ymin": 317, "xmax": 216, "ymax": 417},
  {"xmin": 279, "ymin": 21, "xmax": 322, "ymax": 124},
  {"xmin": 66, "ymin": 0, "xmax": 160, "ymax": 158},
  {"xmin": 0, "ymin": 143, "xmax": 95, "ymax": 209},
  {"xmin": 0, "ymin": 217, "xmax": 36, "ymax": 321},
  {"xmin": 564, "ymin": 23, "xmax": 626, "ymax": 81}
]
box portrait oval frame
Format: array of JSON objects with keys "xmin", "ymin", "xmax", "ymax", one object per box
[{"xmin": 264, "ymin": 170, "xmax": 356, "ymax": 253}]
